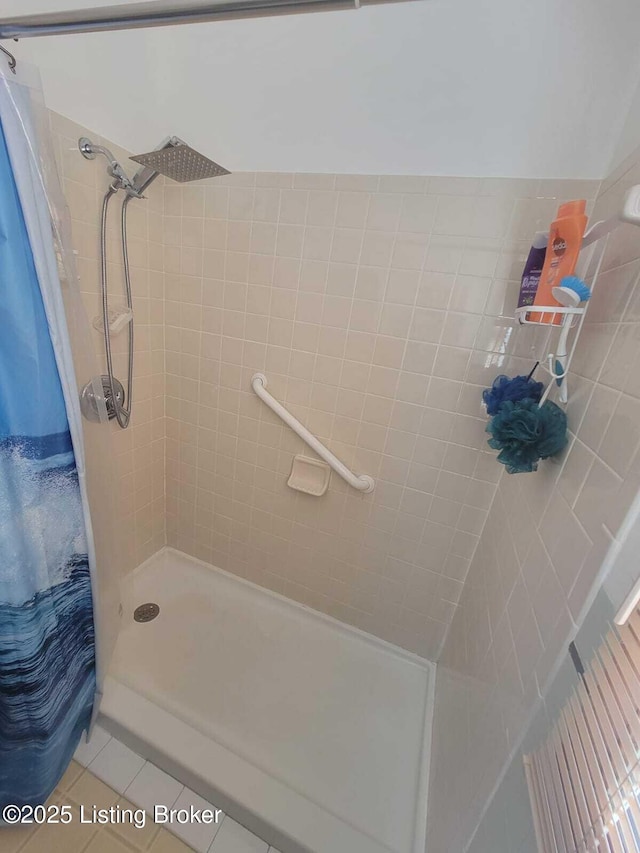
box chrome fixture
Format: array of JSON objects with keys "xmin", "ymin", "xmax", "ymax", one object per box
[
  {"xmin": 78, "ymin": 137, "xmax": 142, "ymax": 198},
  {"xmin": 133, "ymin": 603, "xmax": 160, "ymax": 623},
  {"xmin": 80, "ymin": 375, "xmax": 125, "ymax": 422},
  {"xmin": 130, "ymin": 137, "xmax": 230, "ymax": 185},
  {"xmin": 0, "ymin": 43, "xmax": 16, "ymax": 73},
  {"xmin": 78, "ymin": 135, "xmax": 229, "ymax": 430},
  {"xmin": 0, "ymin": 0, "xmax": 416, "ymax": 40}
]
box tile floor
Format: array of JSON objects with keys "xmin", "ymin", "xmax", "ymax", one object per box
[{"xmin": 0, "ymin": 726, "xmax": 280, "ymax": 853}]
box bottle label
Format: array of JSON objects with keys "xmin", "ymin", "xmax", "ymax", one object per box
[
  {"xmin": 517, "ymin": 272, "xmax": 542, "ymax": 308},
  {"xmin": 552, "ymin": 233, "xmax": 567, "ymax": 256}
]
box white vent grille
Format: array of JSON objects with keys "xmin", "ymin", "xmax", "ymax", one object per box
[{"xmin": 524, "ymin": 610, "xmax": 640, "ymax": 852}]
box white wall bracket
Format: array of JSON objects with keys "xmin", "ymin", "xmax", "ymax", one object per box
[{"xmin": 622, "ymin": 184, "xmax": 640, "ymax": 226}]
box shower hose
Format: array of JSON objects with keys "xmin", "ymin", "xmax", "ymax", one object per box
[{"xmin": 99, "ymin": 184, "xmax": 134, "ymax": 429}]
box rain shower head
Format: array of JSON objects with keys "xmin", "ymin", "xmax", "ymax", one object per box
[{"xmin": 129, "ymin": 136, "xmax": 230, "ymax": 189}]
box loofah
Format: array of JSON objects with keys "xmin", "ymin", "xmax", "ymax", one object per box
[
  {"xmin": 482, "ymin": 373, "xmax": 544, "ymax": 416},
  {"xmin": 486, "ymin": 398, "xmax": 568, "ymax": 474}
]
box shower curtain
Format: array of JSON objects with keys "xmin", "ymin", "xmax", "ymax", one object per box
[{"xmin": 0, "ymin": 63, "xmax": 102, "ymax": 808}]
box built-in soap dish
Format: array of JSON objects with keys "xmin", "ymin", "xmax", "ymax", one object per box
[
  {"xmin": 287, "ymin": 454, "xmax": 330, "ymax": 496},
  {"xmin": 93, "ymin": 305, "xmax": 133, "ymax": 335}
]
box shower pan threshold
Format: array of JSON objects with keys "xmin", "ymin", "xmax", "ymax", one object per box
[{"xmin": 100, "ymin": 547, "xmax": 434, "ymax": 853}]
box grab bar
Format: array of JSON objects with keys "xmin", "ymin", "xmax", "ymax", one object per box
[{"xmin": 251, "ymin": 373, "xmax": 375, "ymax": 494}]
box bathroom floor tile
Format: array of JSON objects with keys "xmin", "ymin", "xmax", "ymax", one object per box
[
  {"xmin": 88, "ymin": 738, "xmax": 146, "ymax": 794},
  {"xmin": 18, "ymin": 810, "xmax": 97, "ymax": 853},
  {"xmin": 149, "ymin": 831, "xmax": 195, "ymax": 852},
  {"xmin": 84, "ymin": 831, "xmax": 137, "ymax": 853},
  {"xmin": 209, "ymin": 818, "xmax": 269, "ymax": 853},
  {"xmin": 68, "ymin": 770, "xmax": 119, "ymax": 809},
  {"xmin": 110, "ymin": 796, "xmax": 161, "ymax": 849},
  {"xmin": 73, "ymin": 725, "xmax": 111, "ymax": 767},
  {"xmin": 0, "ymin": 822, "xmax": 36, "ymax": 853},
  {"xmin": 125, "ymin": 761, "xmax": 184, "ymax": 815},
  {"xmin": 169, "ymin": 787, "xmax": 224, "ymax": 853}
]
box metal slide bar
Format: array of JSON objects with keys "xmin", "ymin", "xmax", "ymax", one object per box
[
  {"xmin": 0, "ymin": 0, "xmax": 416, "ymax": 39},
  {"xmin": 251, "ymin": 373, "xmax": 375, "ymax": 493}
]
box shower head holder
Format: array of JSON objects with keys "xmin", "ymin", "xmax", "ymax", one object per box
[{"xmin": 78, "ymin": 137, "xmax": 143, "ymax": 197}]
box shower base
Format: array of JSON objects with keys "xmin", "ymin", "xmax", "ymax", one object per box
[{"xmin": 101, "ymin": 548, "xmax": 434, "ymax": 853}]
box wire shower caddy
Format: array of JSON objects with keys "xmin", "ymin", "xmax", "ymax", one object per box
[{"xmin": 515, "ymin": 185, "xmax": 640, "ymax": 406}]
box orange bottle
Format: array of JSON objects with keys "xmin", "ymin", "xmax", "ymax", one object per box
[{"xmin": 529, "ymin": 199, "xmax": 588, "ymax": 324}]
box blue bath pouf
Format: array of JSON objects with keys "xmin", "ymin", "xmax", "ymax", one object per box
[
  {"xmin": 486, "ymin": 398, "xmax": 568, "ymax": 474},
  {"xmin": 482, "ymin": 373, "xmax": 544, "ymax": 416}
]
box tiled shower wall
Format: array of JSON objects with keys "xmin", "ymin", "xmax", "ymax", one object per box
[
  {"xmin": 427, "ymin": 146, "xmax": 640, "ymax": 851},
  {"xmin": 162, "ymin": 171, "xmax": 597, "ymax": 660},
  {"xmin": 49, "ymin": 111, "xmax": 166, "ymax": 576}
]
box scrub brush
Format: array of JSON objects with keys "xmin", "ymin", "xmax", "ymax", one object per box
[
  {"xmin": 551, "ymin": 275, "xmax": 591, "ymax": 308},
  {"xmin": 550, "ymin": 276, "xmax": 591, "ymax": 403}
]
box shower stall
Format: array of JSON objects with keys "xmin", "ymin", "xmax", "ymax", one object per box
[{"xmin": 35, "ymin": 114, "xmax": 435, "ymax": 853}]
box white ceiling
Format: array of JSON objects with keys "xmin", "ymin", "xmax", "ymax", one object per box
[{"xmin": 4, "ymin": 0, "xmax": 640, "ymax": 177}]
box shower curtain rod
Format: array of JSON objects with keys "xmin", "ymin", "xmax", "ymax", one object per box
[{"xmin": 0, "ymin": 0, "xmax": 416, "ymax": 39}]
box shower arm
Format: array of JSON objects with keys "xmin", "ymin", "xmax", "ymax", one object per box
[
  {"xmin": 0, "ymin": 0, "xmax": 418, "ymax": 40},
  {"xmin": 79, "ymin": 138, "xmax": 143, "ymax": 198}
]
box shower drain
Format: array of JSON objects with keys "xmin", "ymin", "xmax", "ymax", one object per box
[{"xmin": 133, "ymin": 603, "xmax": 160, "ymax": 623}]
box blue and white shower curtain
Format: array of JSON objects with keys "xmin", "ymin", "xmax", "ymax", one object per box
[{"xmin": 0, "ymin": 100, "xmax": 96, "ymax": 803}]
